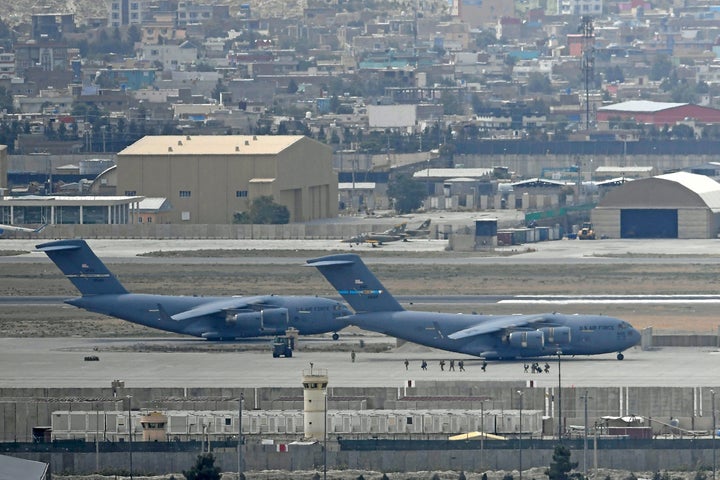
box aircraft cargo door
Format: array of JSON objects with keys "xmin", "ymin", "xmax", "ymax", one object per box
[{"xmin": 620, "ymin": 209, "xmax": 678, "ymax": 238}]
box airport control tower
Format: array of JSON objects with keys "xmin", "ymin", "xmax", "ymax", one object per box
[{"xmin": 302, "ymin": 364, "xmax": 328, "ymax": 440}]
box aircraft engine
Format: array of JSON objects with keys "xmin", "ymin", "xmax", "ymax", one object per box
[
  {"xmin": 508, "ymin": 330, "xmax": 544, "ymax": 349},
  {"xmin": 227, "ymin": 308, "xmax": 289, "ymax": 331},
  {"xmin": 539, "ymin": 326, "xmax": 571, "ymax": 344}
]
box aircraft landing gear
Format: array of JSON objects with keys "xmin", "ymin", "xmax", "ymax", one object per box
[
  {"xmin": 332, "ymin": 333, "xmax": 339, "ymax": 340},
  {"xmin": 617, "ymin": 352, "xmax": 625, "ymax": 360}
]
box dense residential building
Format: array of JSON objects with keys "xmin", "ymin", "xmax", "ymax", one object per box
[{"xmin": 108, "ymin": 0, "xmax": 144, "ymax": 27}]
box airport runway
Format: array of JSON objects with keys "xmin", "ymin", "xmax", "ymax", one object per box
[
  {"xmin": 3, "ymin": 237, "xmax": 720, "ymax": 391},
  {"xmin": 0, "ymin": 336, "xmax": 717, "ymax": 389}
]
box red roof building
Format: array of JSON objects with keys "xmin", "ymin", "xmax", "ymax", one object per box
[{"xmin": 596, "ymin": 101, "xmax": 720, "ymax": 126}]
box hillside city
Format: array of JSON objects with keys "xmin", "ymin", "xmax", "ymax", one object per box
[{"xmin": 2, "ymin": 0, "xmax": 720, "ymax": 221}]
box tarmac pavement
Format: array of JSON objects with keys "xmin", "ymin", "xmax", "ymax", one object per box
[{"xmin": 0, "ymin": 335, "xmax": 717, "ymax": 388}]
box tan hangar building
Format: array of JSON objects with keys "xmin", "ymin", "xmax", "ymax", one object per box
[{"xmin": 117, "ymin": 135, "xmax": 337, "ymax": 224}]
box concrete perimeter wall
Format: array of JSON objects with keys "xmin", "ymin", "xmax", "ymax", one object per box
[
  {"xmin": 7, "ymin": 439, "xmax": 720, "ymax": 474},
  {"xmin": 1, "ymin": 222, "xmax": 447, "ymax": 240}
]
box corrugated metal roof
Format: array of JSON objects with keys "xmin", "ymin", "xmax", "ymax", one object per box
[
  {"xmin": 138, "ymin": 197, "xmax": 170, "ymax": 211},
  {"xmin": 339, "ymin": 182, "xmax": 376, "ymax": 189},
  {"xmin": 1, "ymin": 195, "xmax": 144, "ymax": 205},
  {"xmin": 657, "ymin": 171, "xmax": 720, "ymax": 211},
  {"xmin": 118, "ymin": 135, "xmax": 305, "ymax": 156},
  {"xmin": 595, "ymin": 166, "xmax": 654, "ymax": 173},
  {"xmin": 511, "ymin": 177, "xmax": 568, "ymax": 187},
  {"xmin": 598, "ymin": 100, "xmax": 687, "ymax": 113},
  {"xmin": 412, "ymin": 168, "xmax": 494, "ymax": 179}
]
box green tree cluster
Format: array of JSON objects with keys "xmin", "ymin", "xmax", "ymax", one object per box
[
  {"xmin": 183, "ymin": 453, "xmax": 221, "ymax": 480},
  {"xmin": 234, "ymin": 196, "xmax": 290, "ymax": 224},
  {"xmin": 546, "ymin": 444, "xmax": 582, "ymax": 480},
  {"xmin": 387, "ymin": 174, "xmax": 427, "ymax": 214}
]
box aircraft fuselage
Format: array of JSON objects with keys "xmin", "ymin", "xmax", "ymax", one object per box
[
  {"xmin": 348, "ymin": 310, "xmax": 641, "ymax": 359},
  {"xmin": 68, "ymin": 294, "xmax": 350, "ymax": 340}
]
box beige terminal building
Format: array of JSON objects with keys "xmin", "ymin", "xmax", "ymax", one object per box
[{"xmin": 117, "ymin": 135, "xmax": 337, "ymax": 224}]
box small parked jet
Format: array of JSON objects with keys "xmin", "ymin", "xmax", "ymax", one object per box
[
  {"xmin": 404, "ymin": 219, "xmax": 431, "ymax": 238},
  {"xmin": 0, "ymin": 223, "xmax": 46, "ymax": 236},
  {"xmin": 37, "ymin": 239, "xmax": 351, "ymax": 340},
  {"xmin": 307, "ymin": 254, "xmax": 641, "ymax": 360},
  {"xmin": 341, "ymin": 222, "xmax": 407, "ymax": 246}
]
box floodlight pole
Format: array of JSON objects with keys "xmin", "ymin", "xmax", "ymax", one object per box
[
  {"xmin": 583, "ymin": 391, "xmax": 589, "ymax": 478},
  {"xmin": 517, "ymin": 390, "xmax": 523, "ymax": 480},
  {"xmin": 238, "ymin": 392, "xmax": 244, "ymax": 479},
  {"xmin": 324, "ymin": 391, "xmax": 328, "ymax": 480},
  {"xmin": 127, "ymin": 395, "xmax": 133, "ymax": 480},
  {"xmin": 712, "ymin": 389, "xmax": 716, "ymax": 480},
  {"xmin": 557, "ymin": 350, "xmax": 563, "ymax": 441}
]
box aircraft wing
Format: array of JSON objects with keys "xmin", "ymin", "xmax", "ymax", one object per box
[
  {"xmin": 447, "ymin": 314, "xmax": 556, "ymax": 340},
  {"xmin": 170, "ymin": 297, "xmax": 272, "ymax": 321}
]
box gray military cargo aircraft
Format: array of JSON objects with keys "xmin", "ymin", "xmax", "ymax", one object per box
[
  {"xmin": 307, "ymin": 254, "xmax": 641, "ymax": 360},
  {"xmin": 37, "ymin": 239, "xmax": 351, "ymax": 340}
]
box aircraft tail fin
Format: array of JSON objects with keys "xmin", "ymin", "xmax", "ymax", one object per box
[
  {"xmin": 307, "ymin": 254, "xmax": 404, "ymax": 313},
  {"xmin": 36, "ymin": 239, "xmax": 128, "ymax": 296}
]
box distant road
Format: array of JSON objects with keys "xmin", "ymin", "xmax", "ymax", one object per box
[
  {"xmin": 3, "ymin": 238, "xmax": 720, "ymax": 265},
  {"xmin": 5, "ymin": 294, "xmax": 720, "ymax": 306}
]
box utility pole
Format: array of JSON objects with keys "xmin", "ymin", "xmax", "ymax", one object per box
[
  {"xmin": 517, "ymin": 390, "xmax": 523, "ymax": 480},
  {"xmin": 713, "ymin": 389, "xmax": 717, "ymax": 480},
  {"xmin": 583, "ymin": 391, "xmax": 589, "ymax": 478},
  {"xmin": 557, "ymin": 350, "xmax": 563, "ymax": 441},
  {"xmin": 127, "ymin": 395, "xmax": 133, "ymax": 480},
  {"xmin": 238, "ymin": 392, "xmax": 244, "ymax": 479},
  {"xmin": 580, "ymin": 16, "xmax": 594, "ymax": 131}
]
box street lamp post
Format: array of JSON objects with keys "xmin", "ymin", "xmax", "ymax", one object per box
[
  {"xmin": 238, "ymin": 392, "xmax": 244, "ymax": 479},
  {"xmin": 517, "ymin": 390, "xmax": 523, "ymax": 480},
  {"xmin": 323, "ymin": 392, "xmax": 328, "ymax": 480},
  {"xmin": 480, "ymin": 400, "xmax": 485, "ymax": 471},
  {"xmin": 557, "ymin": 350, "xmax": 563, "ymax": 441},
  {"xmin": 583, "ymin": 391, "xmax": 589, "ymax": 478},
  {"xmin": 127, "ymin": 395, "xmax": 133, "ymax": 480},
  {"xmin": 712, "ymin": 389, "xmax": 716, "ymax": 480}
]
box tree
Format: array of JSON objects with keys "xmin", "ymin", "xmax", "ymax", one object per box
[
  {"xmin": 650, "ymin": 54, "xmax": 673, "ymax": 81},
  {"xmin": 441, "ymin": 90, "xmax": 463, "ymax": 115},
  {"xmin": 183, "ymin": 453, "xmax": 221, "ymax": 480},
  {"xmin": 234, "ymin": 196, "xmax": 290, "ymax": 224},
  {"xmin": 287, "ymin": 79, "xmax": 299, "ymax": 94},
  {"xmin": 387, "ymin": 174, "xmax": 427, "ymax": 214},
  {"xmin": 545, "ymin": 444, "xmax": 580, "ymax": 480},
  {"xmin": 527, "ymin": 72, "xmax": 553, "ymax": 93},
  {"xmin": 670, "ymin": 124, "xmax": 695, "ymax": 139},
  {"xmin": 211, "ymin": 79, "xmax": 225, "ymax": 102}
]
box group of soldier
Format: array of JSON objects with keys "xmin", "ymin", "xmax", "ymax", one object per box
[
  {"xmin": 525, "ymin": 362, "xmax": 551, "ymax": 374},
  {"xmin": 412, "ymin": 359, "xmax": 489, "ymax": 372}
]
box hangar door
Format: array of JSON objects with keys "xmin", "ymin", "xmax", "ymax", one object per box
[{"xmin": 620, "ymin": 209, "xmax": 678, "ymax": 238}]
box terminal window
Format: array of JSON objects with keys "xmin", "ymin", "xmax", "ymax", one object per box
[
  {"xmin": 179, "ymin": 190, "xmax": 192, "ymax": 198},
  {"xmin": 236, "ymin": 190, "xmax": 248, "ymax": 197}
]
